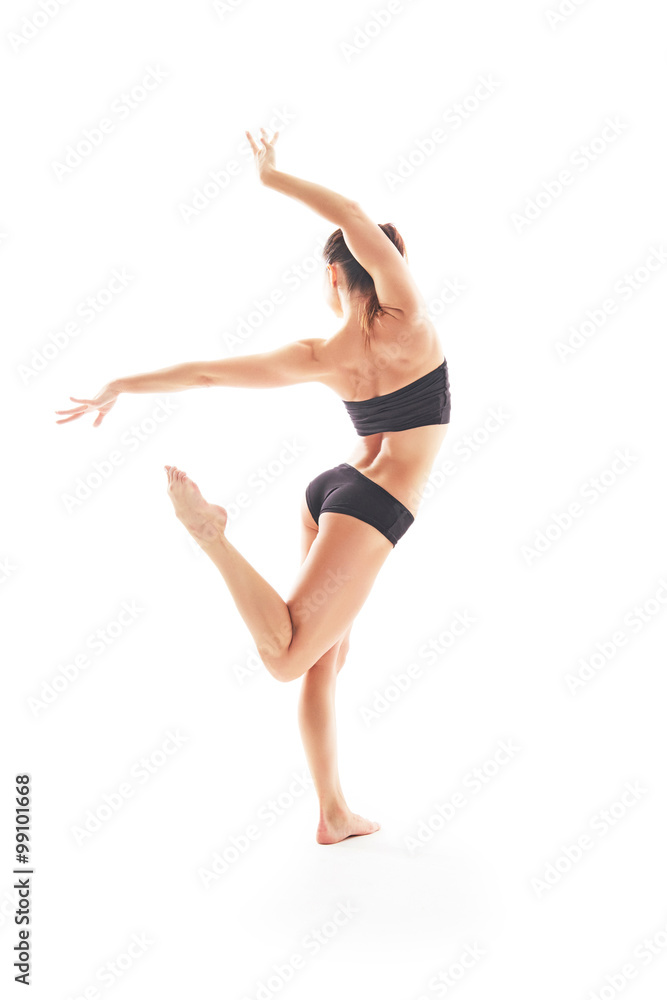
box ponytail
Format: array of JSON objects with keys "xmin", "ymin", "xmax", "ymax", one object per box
[{"xmin": 323, "ymin": 222, "xmax": 407, "ymax": 350}]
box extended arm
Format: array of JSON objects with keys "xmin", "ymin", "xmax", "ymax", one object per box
[
  {"xmin": 55, "ymin": 339, "xmax": 329, "ymax": 426},
  {"xmin": 112, "ymin": 339, "xmax": 328, "ymax": 392},
  {"xmin": 247, "ymin": 128, "xmax": 424, "ymax": 317}
]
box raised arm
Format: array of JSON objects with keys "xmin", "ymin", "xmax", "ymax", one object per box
[
  {"xmin": 55, "ymin": 339, "xmax": 329, "ymax": 426},
  {"xmin": 338, "ymin": 204, "xmax": 424, "ymax": 318},
  {"xmin": 246, "ymin": 127, "xmax": 425, "ymax": 318}
]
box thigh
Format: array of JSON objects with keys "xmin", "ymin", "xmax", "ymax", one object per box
[
  {"xmin": 300, "ymin": 496, "xmax": 354, "ymax": 672},
  {"xmin": 285, "ymin": 511, "xmax": 393, "ymax": 672},
  {"xmin": 300, "ymin": 492, "xmax": 319, "ymax": 564}
]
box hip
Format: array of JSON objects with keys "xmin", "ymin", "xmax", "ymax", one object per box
[
  {"xmin": 344, "ymin": 424, "xmax": 449, "ymax": 517},
  {"xmin": 305, "ymin": 462, "xmax": 415, "ymax": 547}
]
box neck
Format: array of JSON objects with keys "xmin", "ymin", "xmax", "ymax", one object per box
[{"xmin": 339, "ymin": 293, "xmax": 368, "ymax": 324}]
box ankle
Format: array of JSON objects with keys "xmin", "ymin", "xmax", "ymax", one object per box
[
  {"xmin": 319, "ymin": 798, "xmax": 349, "ymax": 823},
  {"xmin": 197, "ymin": 519, "xmax": 227, "ymax": 547}
]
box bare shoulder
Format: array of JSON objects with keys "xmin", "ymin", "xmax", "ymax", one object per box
[
  {"xmin": 302, "ymin": 337, "xmax": 329, "ymax": 368},
  {"xmin": 300, "ymin": 337, "xmax": 336, "ymax": 384},
  {"xmin": 310, "ymin": 315, "xmax": 443, "ymax": 399},
  {"xmin": 370, "ymin": 309, "xmax": 443, "ymax": 369}
]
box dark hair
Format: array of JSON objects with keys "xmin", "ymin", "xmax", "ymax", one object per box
[{"xmin": 323, "ymin": 223, "xmax": 407, "ymax": 349}]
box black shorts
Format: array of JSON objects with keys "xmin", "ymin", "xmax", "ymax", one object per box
[{"xmin": 305, "ymin": 463, "xmax": 415, "ymax": 547}]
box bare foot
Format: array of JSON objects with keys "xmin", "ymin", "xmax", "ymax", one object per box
[
  {"xmin": 316, "ymin": 809, "xmax": 381, "ymax": 846},
  {"xmin": 164, "ymin": 465, "xmax": 228, "ymax": 544}
]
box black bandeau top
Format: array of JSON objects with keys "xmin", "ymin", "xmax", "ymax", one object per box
[{"xmin": 342, "ymin": 357, "xmax": 451, "ymax": 437}]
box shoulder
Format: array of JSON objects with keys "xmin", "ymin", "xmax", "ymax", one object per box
[
  {"xmin": 291, "ymin": 338, "xmax": 334, "ymax": 384},
  {"xmin": 300, "ymin": 337, "xmax": 328, "ymax": 355},
  {"xmin": 372, "ymin": 310, "xmax": 440, "ymax": 361}
]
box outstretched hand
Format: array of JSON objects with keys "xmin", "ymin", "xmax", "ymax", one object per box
[
  {"xmin": 55, "ymin": 384, "xmax": 119, "ymax": 427},
  {"xmin": 245, "ymin": 126, "xmax": 279, "ymax": 182}
]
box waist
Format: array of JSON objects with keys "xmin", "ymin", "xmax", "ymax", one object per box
[{"xmin": 346, "ymin": 426, "xmax": 449, "ymax": 517}]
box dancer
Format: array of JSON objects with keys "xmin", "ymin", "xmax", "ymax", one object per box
[{"xmin": 55, "ymin": 127, "xmax": 451, "ymax": 845}]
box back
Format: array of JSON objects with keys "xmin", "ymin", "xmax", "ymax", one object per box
[
  {"xmin": 314, "ymin": 310, "xmax": 450, "ymax": 516},
  {"xmin": 317, "ymin": 310, "xmax": 445, "ymax": 403}
]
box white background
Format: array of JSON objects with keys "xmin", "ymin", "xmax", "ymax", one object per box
[{"xmin": 1, "ymin": 0, "xmax": 666, "ymax": 997}]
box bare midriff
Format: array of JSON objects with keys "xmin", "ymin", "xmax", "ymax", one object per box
[
  {"xmin": 318, "ymin": 310, "xmax": 450, "ymax": 519},
  {"xmin": 344, "ymin": 423, "xmax": 449, "ymax": 518}
]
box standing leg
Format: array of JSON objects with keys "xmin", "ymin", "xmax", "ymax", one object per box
[
  {"xmin": 298, "ymin": 624, "xmax": 380, "ymax": 844},
  {"xmin": 296, "ymin": 496, "xmax": 380, "ymax": 844}
]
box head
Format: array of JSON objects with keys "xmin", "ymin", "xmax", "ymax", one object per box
[{"xmin": 322, "ymin": 223, "xmax": 407, "ymax": 349}]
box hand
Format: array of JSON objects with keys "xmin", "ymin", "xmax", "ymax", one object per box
[
  {"xmin": 55, "ymin": 383, "xmax": 120, "ymax": 427},
  {"xmin": 245, "ymin": 126, "xmax": 279, "ymax": 183}
]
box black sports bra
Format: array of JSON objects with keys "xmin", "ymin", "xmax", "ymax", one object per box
[{"xmin": 342, "ymin": 357, "xmax": 451, "ymax": 437}]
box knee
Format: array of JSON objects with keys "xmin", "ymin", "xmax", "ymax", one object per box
[
  {"xmin": 270, "ymin": 666, "xmax": 296, "ymax": 684},
  {"xmin": 260, "ymin": 652, "xmax": 300, "ymax": 684},
  {"xmin": 260, "ymin": 644, "xmax": 308, "ymax": 684},
  {"xmin": 257, "ymin": 625, "xmax": 296, "ymax": 682},
  {"xmin": 335, "ymin": 634, "xmax": 350, "ymax": 674},
  {"xmin": 263, "ymin": 631, "xmax": 350, "ymax": 685}
]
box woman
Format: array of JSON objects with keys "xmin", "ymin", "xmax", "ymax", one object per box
[{"xmin": 55, "ymin": 126, "xmax": 451, "ymax": 846}]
